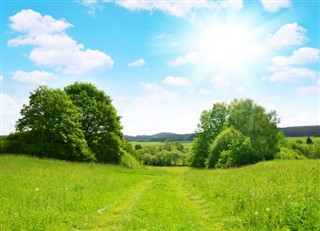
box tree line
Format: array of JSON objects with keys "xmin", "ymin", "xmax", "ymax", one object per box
[
  {"xmin": 134, "ymin": 142, "xmax": 190, "ymax": 166},
  {"xmin": 125, "ymin": 133, "xmax": 196, "ymax": 142},
  {"xmin": 279, "ymin": 126, "xmax": 320, "ymax": 137},
  {"xmin": 1, "ymin": 82, "xmax": 319, "ymax": 167}
]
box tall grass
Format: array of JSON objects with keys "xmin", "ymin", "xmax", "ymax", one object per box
[
  {"xmin": 180, "ymin": 160, "xmax": 320, "ymax": 230},
  {"xmin": 0, "ymin": 155, "xmax": 156, "ymax": 230},
  {"xmin": 1, "ymin": 155, "xmax": 319, "ymax": 230}
]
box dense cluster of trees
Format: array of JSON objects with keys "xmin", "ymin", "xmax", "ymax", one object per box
[
  {"xmin": 191, "ymin": 99, "xmax": 281, "ymax": 168},
  {"xmin": 135, "ymin": 142, "xmax": 190, "ymax": 166},
  {"xmin": 3, "ymin": 82, "xmax": 134, "ymax": 164}
]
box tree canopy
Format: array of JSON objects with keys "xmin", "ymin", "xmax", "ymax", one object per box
[
  {"xmin": 64, "ymin": 82, "xmax": 124, "ymax": 163},
  {"xmin": 191, "ymin": 98, "xmax": 281, "ymax": 168},
  {"xmin": 9, "ymin": 83, "xmax": 128, "ymax": 164},
  {"xmin": 15, "ymin": 86, "xmax": 94, "ymax": 161}
]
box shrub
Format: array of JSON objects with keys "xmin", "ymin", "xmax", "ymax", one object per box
[
  {"xmin": 275, "ymin": 147, "xmax": 305, "ymax": 160},
  {"xmin": 120, "ymin": 152, "xmax": 141, "ymax": 169},
  {"xmin": 207, "ymin": 127, "xmax": 258, "ymax": 168}
]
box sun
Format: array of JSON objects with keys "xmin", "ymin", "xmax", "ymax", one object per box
[
  {"xmin": 200, "ymin": 24, "xmax": 253, "ymax": 65},
  {"xmin": 184, "ymin": 14, "xmax": 268, "ymax": 77}
]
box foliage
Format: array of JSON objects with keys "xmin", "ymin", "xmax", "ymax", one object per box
[
  {"xmin": 306, "ymin": 137, "xmax": 313, "ymax": 144},
  {"xmin": 275, "ymin": 147, "xmax": 306, "ymax": 160},
  {"xmin": 120, "ymin": 152, "xmax": 141, "ymax": 169},
  {"xmin": 0, "ymin": 137, "xmax": 8, "ymax": 153},
  {"xmin": 207, "ymin": 127, "xmax": 256, "ymax": 168},
  {"xmin": 228, "ymin": 98, "xmax": 280, "ymax": 161},
  {"xmin": 64, "ymin": 82, "xmax": 124, "ymax": 164},
  {"xmin": 14, "ymin": 86, "xmax": 94, "ymax": 161},
  {"xmin": 191, "ymin": 98, "xmax": 281, "ymax": 168},
  {"xmin": 137, "ymin": 142, "xmax": 190, "ymax": 166},
  {"xmin": 285, "ymin": 139, "xmax": 320, "ymax": 159},
  {"xmin": 190, "ymin": 102, "xmax": 228, "ymax": 168},
  {"xmin": 5, "ymin": 82, "xmax": 133, "ymax": 164}
]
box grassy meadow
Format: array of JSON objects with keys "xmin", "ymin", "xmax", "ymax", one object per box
[
  {"xmin": 287, "ymin": 136, "xmax": 320, "ymax": 144},
  {"xmin": 1, "ymin": 155, "xmax": 319, "ymax": 230}
]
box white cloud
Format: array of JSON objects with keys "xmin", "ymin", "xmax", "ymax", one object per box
[
  {"xmin": 296, "ymin": 79, "xmax": 320, "ymax": 95},
  {"xmin": 280, "ymin": 112, "xmax": 320, "ymax": 127},
  {"xmin": 267, "ymin": 47, "xmax": 320, "ymax": 84},
  {"xmin": 1, "ymin": 93, "xmax": 19, "ymax": 115},
  {"xmin": 168, "ymin": 51, "xmax": 200, "ymax": 67},
  {"xmin": 12, "ymin": 70, "xmax": 57, "ymax": 84},
  {"xmin": 140, "ymin": 82, "xmax": 161, "ymax": 91},
  {"xmin": 199, "ymin": 88, "xmax": 213, "ymax": 95},
  {"xmin": 154, "ymin": 33, "xmax": 170, "ymax": 40},
  {"xmin": 285, "ymin": 47, "xmax": 320, "ymax": 65},
  {"xmin": 117, "ymin": 87, "xmax": 202, "ymax": 135},
  {"xmin": 268, "ymin": 67, "xmax": 318, "ymax": 83},
  {"xmin": 1, "ymin": 93, "xmax": 23, "ymax": 135},
  {"xmin": 128, "ymin": 58, "xmax": 146, "ymax": 67},
  {"xmin": 8, "ymin": 9, "xmax": 113, "ymax": 75},
  {"xmin": 9, "ymin": 9, "xmax": 72, "ymax": 35},
  {"xmin": 211, "ymin": 75, "xmax": 230, "ymax": 88},
  {"xmin": 162, "ymin": 76, "xmax": 190, "ymax": 87},
  {"xmin": 271, "ymin": 47, "xmax": 320, "ymax": 67},
  {"xmin": 267, "ymin": 23, "xmax": 307, "ymax": 49},
  {"xmin": 235, "ymin": 86, "xmax": 247, "ymax": 94},
  {"xmin": 115, "ymin": 0, "xmax": 243, "ymax": 17},
  {"xmin": 260, "ymin": 0, "xmax": 291, "ymax": 12},
  {"xmin": 296, "ymin": 85, "xmax": 320, "ymax": 95}
]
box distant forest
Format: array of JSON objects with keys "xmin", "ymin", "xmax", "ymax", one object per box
[
  {"xmin": 279, "ymin": 125, "xmax": 320, "ymax": 137},
  {"xmin": 125, "ymin": 126, "xmax": 320, "ymax": 142},
  {"xmin": 124, "ymin": 132, "xmax": 196, "ymax": 142}
]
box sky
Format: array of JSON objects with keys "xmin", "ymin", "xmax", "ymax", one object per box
[{"xmin": 1, "ymin": 0, "xmax": 319, "ymax": 136}]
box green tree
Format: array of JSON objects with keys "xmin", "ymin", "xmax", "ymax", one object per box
[
  {"xmin": 64, "ymin": 82, "xmax": 124, "ymax": 164},
  {"xmin": 15, "ymin": 86, "xmax": 94, "ymax": 161},
  {"xmin": 207, "ymin": 127, "xmax": 241, "ymax": 168},
  {"xmin": 190, "ymin": 102, "xmax": 228, "ymax": 168},
  {"xmin": 228, "ymin": 99, "xmax": 280, "ymax": 161},
  {"xmin": 192, "ymin": 98, "xmax": 281, "ymax": 168}
]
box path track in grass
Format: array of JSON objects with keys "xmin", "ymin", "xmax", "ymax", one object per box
[{"xmin": 97, "ymin": 167, "xmax": 223, "ymax": 231}]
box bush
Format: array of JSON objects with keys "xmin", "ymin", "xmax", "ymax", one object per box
[
  {"xmin": 309, "ymin": 144, "xmax": 320, "ymax": 159},
  {"xmin": 207, "ymin": 127, "xmax": 258, "ymax": 168},
  {"xmin": 120, "ymin": 152, "xmax": 141, "ymax": 169},
  {"xmin": 275, "ymin": 147, "xmax": 305, "ymax": 160}
]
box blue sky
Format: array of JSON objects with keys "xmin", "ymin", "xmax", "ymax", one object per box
[{"xmin": 1, "ymin": 0, "xmax": 319, "ymax": 135}]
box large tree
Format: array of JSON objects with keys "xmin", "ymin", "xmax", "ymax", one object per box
[
  {"xmin": 64, "ymin": 82, "xmax": 124, "ymax": 163},
  {"xmin": 190, "ymin": 102, "xmax": 228, "ymax": 168},
  {"xmin": 191, "ymin": 98, "xmax": 281, "ymax": 168},
  {"xmin": 228, "ymin": 99, "xmax": 280, "ymax": 161},
  {"xmin": 15, "ymin": 86, "xmax": 93, "ymax": 161}
]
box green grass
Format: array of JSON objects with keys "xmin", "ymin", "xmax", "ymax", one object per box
[
  {"xmin": 1, "ymin": 155, "xmax": 319, "ymax": 230},
  {"xmin": 287, "ymin": 136, "xmax": 320, "ymax": 144},
  {"xmin": 130, "ymin": 141, "xmax": 193, "ymax": 148}
]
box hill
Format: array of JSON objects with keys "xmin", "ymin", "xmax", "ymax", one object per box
[
  {"xmin": 280, "ymin": 125, "xmax": 320, "ymax": 137},
  {"xmin": 125, "ymin": 125, "xmax": 320, "ymax": 142},
  {"xmin": 124, "ymin": 132, "xmax": 196, "ymax": 142}
]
